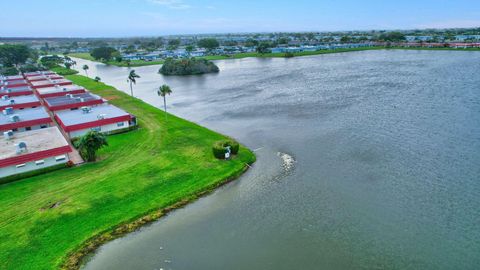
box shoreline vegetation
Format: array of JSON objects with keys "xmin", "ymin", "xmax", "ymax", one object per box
[
  {"xmin": 159, "ymin": 58, "xmax": 219, "ymax": 76},
  {"xmin": 0, "ymin": 75, "xmax": 255, "ymax": 270},
  {"xmin": 69, "ymin": 46, "xmax": 480, "ymax": 67}
]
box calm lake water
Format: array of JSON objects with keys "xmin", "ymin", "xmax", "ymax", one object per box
[{"xmin": 73, "ymin": 50, "xmax": 480, "ymax": 270}]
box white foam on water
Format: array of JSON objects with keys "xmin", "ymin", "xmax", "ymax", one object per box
[{"xmin": 277, "ymin": 152, "xmax": 296, "ymax": 172}]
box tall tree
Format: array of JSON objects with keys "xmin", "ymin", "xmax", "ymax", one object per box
[
  {"xmin": 0, "ymin": 44, "xmax": 31, "ymax": 67},
  {"xmin": 127, "ymin": 70, "xmax": 140, "ymax": 97},
  {"xmin": 90, "ymin": 47, "xmax": 118, "ymax": 61},
  {"xmin": 197, "ymin": 38, "xmax": 220, "ymax": 52},
  {"xmin": 157, "ymin": 84, "xmax": 172, "ymax": 119},
  {"xmin": 82, "ymin": 64, "xmax": 89, "ymax": 77},
  {"xmin": 76, "ymin": 131, "xmax": 108, "ymax": 162}
]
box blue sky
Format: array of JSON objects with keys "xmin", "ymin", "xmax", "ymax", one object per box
[{"xmin": 1, "ymin": 0, "xmax": 479, "ymax": 37}]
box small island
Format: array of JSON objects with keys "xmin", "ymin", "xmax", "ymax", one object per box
[{"xmin": 159, "ymin": 58, "xmax": 219, "ymax": 76}]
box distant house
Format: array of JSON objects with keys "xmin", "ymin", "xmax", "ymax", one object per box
[
  {"xmin": 44, "ymin": 93, "xmax": 104, "ymax": 112},
  {"xmin": 0, "ymin": 127, "xmax": 72, "ymax": 178},
  {"xmin": 35, "ymin": 84, "xmax": 86, "ymax": 98},
  {"xmin": 0, "ymin": 107, "xmax": 52, "ymax": 133},
  {"xmin": 55, "ymin": 104, "xmax": 136, "ymax": 138},
  {"xmin": 0, "ymin": 95, "xmax": 41, "ymax": 111}
]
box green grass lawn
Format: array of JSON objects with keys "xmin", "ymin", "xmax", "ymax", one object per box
[{"xmin": 0, "ymin": 75, "xmax": 255, "ymax": 269}]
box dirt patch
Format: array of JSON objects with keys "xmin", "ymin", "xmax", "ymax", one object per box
[{"xmin": 102, "ymin": 95, "xmax": 120, "ymax": 101}]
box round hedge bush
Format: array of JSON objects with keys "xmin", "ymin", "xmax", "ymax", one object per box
[{"xmin": 212, "ymin": 139, "xmax": 240, "ymax": 159}]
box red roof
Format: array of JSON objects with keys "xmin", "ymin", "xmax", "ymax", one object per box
[
  {"xmin": 0, "ymin": 90, "xmax": 33, "ymax": 97},
  {"xmin": 55, "ymin": 114, "xmax": 132, "ymax": 132},
  {"xmin": 37, "ymin": 89, "xmax": 86, "ymax": 98},
  {"xmin": 0, "ymin": 145, "xmax": 72, "ymax": 168},
  {"xmin": 0, "ymin": 118, "xmax": 53, "ymax": 132},
  {"xmin": 31, "ymin": 81, "xmax": 72, "ymax": 89},
  {"xmin": 46, "ymin": 99, "xmax": 104, "ymax": 111},
  {"xmin": 27, "ymin": 75, "xmax": 64, "ymax": 82},
  {"xmin": 0, "ymin": 101, "xmax": 41, "ymax": 111}
]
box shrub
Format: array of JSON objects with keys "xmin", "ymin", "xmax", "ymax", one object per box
[
  {"xmin": 212, "ymin": 139, "xmax": 239, "ymax": 159},
  {"xmin": 284, "ymin": 52, "xmax": 295, "ymax": 58}
]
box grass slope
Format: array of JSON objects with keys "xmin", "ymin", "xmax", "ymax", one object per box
[{"xmin": 0, "ymin": 75, "xmax": 255, "ymax": 269}]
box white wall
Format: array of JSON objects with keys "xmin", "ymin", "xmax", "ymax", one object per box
[
  {"xmin": 69, "ymin": 121, "xmax": 130, "ymax": 138},
  {"xmin": 11, "ymin": 123, "xmax": 51, "ymax": 133},
  {"xmin": 0, "ymin": 154, "xmax": 69, "ymax": 178}
]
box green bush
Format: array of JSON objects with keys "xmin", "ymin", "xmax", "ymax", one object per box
[{"xmin": 212, "ymin": 139, "xmax": 239, "ymax": 159}]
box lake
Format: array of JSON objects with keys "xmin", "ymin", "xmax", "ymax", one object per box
[{"xmin": 73, "ymin": 50, "xmax": 480, "ymax": 270}]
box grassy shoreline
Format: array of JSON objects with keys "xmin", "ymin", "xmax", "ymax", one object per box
[
  {"xmin": 69, "ymin": 46, "xmax": 480, "ymax": 67},
  {"xmin": 0, "ymin": 75, "xmax": 255, "ymax": 269}
]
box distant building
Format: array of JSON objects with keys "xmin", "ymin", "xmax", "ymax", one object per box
[
  {"xmin": 0, "ymin": 95, "xmax": 41, "ymax": 111},
  {"xmin": 0, "ymin": 107, "xmax": 52, "ymax": 133},
  {"xmin": 55, "ymin": 104, "xmax": 136, "ymax": 138},
  {"xmin": 0, "ymin": 127, "xmax": 72, "ymax": 178}
]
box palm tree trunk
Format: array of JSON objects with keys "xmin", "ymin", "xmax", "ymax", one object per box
[
  {"xmin": 163, "ymin": 96, "xmax": 167, "ymax": 120},
  {"xmin": 129, "ymin": 81, "xmax": 133, "ymax": 97}
]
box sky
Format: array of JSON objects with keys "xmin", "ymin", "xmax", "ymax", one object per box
[{"xmin": 1, "ymin": 0, "xmax": 479, "ymax": 37}]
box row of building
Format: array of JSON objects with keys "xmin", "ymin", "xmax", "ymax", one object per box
[{"xmin": 0, "ymin": 71, "xmax": 137, "ymax": 179}]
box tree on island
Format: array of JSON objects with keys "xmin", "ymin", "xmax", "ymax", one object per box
[
  {"xmin": 159, "ymin": 58, "xmax": 219, "ymax": 76},
  {"xmin": 82, "ymin": 64, "xmax": 89, "ymax": 77},
  {"xmin": 197, "ymin": 38, "xmax": 219, "ymax": 53},
  {"xmin": 76, "ymin": 131, "xmax": 108, "ymax": 162},
  {"xmin": 157, "ymin": 84, "xmax": 172, "ymax": 119},
  {"xmin": 127, "ymin": 70, "xmax": 140, "ymax": 97}
]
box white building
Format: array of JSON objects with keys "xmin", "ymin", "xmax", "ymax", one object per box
[
  {"xmin": 54, "ymin": 104, "xmax": 137, "ymax": 138},
  {"xmin": 0, "ymin": 127, "xmax": 72, "ymax": 178}
]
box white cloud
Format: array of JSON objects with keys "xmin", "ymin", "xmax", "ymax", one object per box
[{"xmin": 149, "ymin": 0, "xmax": 191, "ymax": 9}]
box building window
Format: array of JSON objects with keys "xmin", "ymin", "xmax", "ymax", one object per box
[
  {"xmin": 12, "ymin": 128, "xmax": 18, "ymax": 132},
  {"xmin": 40, "ymin": 124, "xmax": 48, "ymax": 129},
  {"xmin": 35, "ymin": 160, "xmax": 45, "ymax": 166},
  {"xmin": 16, "ymin": 164, "xmax": 26, "ymax": 168},
  {"xmin": 91, "ymin": 127, "xmax": 101, "ymax": 132},
  {"xmin": 26, "ymin": 126, "xmax": 32, "ymax": 131},
  {"xmin": 55, "ymin": 155, "xmax": 67, "ymax": 162},
  {"xmin": 117, "ymin": 122, "xmax": 125, "ymax": 127}
]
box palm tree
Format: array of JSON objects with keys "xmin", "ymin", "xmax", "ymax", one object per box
[
  {"xmin": 127, "ymin": 70, "xmax": 140, "ymax": 97},
  {"xmin": 76, "ymin": 131, "xmax": 108, "ymax": 162},
  {"xmin": 82, "ymin": 64, "xmax": 89, "ymax": 77},
  {"xmin": 157, "ymin": 84, "xmax": 172, "ymax": 119}
]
